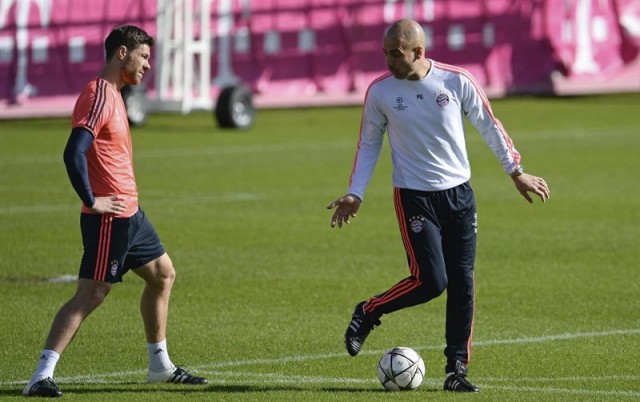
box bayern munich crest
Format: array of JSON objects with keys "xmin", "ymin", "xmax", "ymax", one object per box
[
  {"xmin": 409, "ymin": 216, "xmax": 425, "ymax": 233},
  {"xmin": 435, "ymin": 89, "xmax": 451, "ymax": 107},
  {"xmin": 110, "ymin": 260, "xmax": 119, "ymax": 277}
]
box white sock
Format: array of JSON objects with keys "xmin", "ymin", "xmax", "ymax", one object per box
[
  {"xmin": 29, "ymin": 350, "xmax": 60, "ymax": 384},
  {"xmin": 147, "ymin": 340, "xmax": 174, "ymax": 373}
]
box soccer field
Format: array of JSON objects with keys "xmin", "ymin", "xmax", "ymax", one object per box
[{"xmin": 0, "ymin": 93, "xmax": 639, "ymax": 401}]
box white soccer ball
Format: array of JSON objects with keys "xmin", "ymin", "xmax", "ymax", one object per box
[{"xmin": 377, "ymin": 347, "xmax": 425, "ymax": 391}]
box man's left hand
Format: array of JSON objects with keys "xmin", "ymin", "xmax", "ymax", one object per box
[{"xmin": 511, "ymin": 173, "xmax": 550, "ymax": 203}]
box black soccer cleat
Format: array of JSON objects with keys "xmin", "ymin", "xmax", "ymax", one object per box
[
  {"xmin": 148, "ymin": 366, "xmax": 209, "ymax": 385},
  {"xmin": 23, "ymin": 377, "xmax": 62, "ymax": 397},
  {"xmin": 443, "ymin": 360, "xmax": 480, "ymax": 392},
  {"xmin": 344, "ymin": 301, "xmax": 381, "ymax": 356}
]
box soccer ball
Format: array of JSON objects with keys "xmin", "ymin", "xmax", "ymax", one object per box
[{"xmin": 377, "ymin": 347, "xmax": 425, "ymax": 391}]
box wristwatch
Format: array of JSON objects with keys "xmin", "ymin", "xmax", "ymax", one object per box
[{"xmin": 509, "ymin": 165, "xmax": 524, "ymax": 177}]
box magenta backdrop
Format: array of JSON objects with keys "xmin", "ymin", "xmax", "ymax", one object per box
[{"xmin": 0, "ymin": 0, "xmax": 638, "ymax": 116}]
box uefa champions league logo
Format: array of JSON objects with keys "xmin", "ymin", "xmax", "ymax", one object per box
[{"xmin": 393, "ymin": 96, "xmax": 407, "ymax": 111}]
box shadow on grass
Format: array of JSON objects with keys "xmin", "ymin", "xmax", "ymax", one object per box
[{"xmin": 0, "ymin": 383, "xmax": 440, "ymax": 396}]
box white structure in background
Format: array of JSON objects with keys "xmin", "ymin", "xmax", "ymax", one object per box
[
  {"xmin": 154, "ymin": 0, "xmax": 212, "ymax": 113},
  {"xmin": 150, "ymin": 0, "xmax": 253, "ymax": 129},
  {"xmin": 212, "ymin": 0, "xmax": 241, "ymax": 88}
]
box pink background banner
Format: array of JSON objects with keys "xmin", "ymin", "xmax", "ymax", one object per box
[{"xmin": 0, "ymin": 0, "xmax": 638, "ymax": 117}]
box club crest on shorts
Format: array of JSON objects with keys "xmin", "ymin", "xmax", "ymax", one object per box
[
  {"xmin": 435, "ymin": 89, "xmax": 451, "ymax": 107},
  {"xmin": 109, "ymin": 260, "xmax": 119, "ymax": 277},
  {"xmin": 409, "ymin": 215, "xmax": 425, "ymax": 233}
]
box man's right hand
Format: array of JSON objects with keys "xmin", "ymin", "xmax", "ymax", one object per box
[
  {"xmin": 89, "ymin": 195, "xmax": 126, "ymax": 215},
  {"xmin": 327, "ymin": 194, "xmax": 361, "ymax": 228}
]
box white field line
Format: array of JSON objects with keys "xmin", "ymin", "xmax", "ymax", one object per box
[
  {"xmin": 45, "ymin": 373, "xmax": 640, "ymax": 398},
  {"xmin": 2, "ymin": 124, "xmax": 638, "ymax": 166},
  {"xmin": 194, "ymin": 328, "xmax": 640, "ymax": 370},
  {"xmin": 11, "ymin": 372, "xmax": 640, "ymax": 399},
  {"xmin": 480, "ymin": 385, "xmax": 640, "ymax": 398},
  {"xmin": 2, "ymin": 328, "xmax": 639, "ymax": 389},
  {"xmin": 0, "ymin": 141, "xmax": 352, "ymax": 166},
  {"xmin": 481, "ymin": 375, "xmax": 639, "ymax": 383},
  {"xmin": 469, "ymin": 328, "xmax": 640, "ymax": 347},
  {"xmin": 0, "ymin": 193, "xmax": 261, "ymax": 215},
  {"xmin": 199, "ymin": 370, "xmax": 381, "ymax": 384},
  {"xmin": 464, "ymin": 125, "xmax": 639, "ymax": 143},
  {"xmin": 6, "ymin": 371, "xmax": 640, "ymax": 398}
]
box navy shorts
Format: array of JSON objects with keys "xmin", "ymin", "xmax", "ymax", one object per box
[{"xmin": 79, "ymin": 207, "xmax": 165, "ymax": 283}]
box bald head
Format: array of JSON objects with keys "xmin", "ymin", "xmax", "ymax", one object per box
[
  {"xmin": 382, "ymin": 19, "xmax": 430, "ymax": 80},
  {"xmin": 383, "ymin": 19, "xmax": 425, "ymax": 50}
]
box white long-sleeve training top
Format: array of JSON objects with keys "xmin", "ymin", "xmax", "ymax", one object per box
[{"xmin": 348, "ymin": 60, "xmax": 521, "ymax": 201}]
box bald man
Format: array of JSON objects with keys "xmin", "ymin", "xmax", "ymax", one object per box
[{"xmin": 328, "ymin": 19, "xmax": 549, "ymax": 392}]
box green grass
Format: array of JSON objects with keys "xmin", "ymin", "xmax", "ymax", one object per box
[{"xmin": 1, "ymin": 93, "xmax": 639, "ymax": 401}]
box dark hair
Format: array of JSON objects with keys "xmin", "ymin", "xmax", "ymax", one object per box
[{"xmin": 104, "ymin": 25, "xmax": 154, "ymax": 61}]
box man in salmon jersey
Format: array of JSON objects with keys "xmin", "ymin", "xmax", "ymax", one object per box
[
  {"xmin": 327, "ymin": 19, "xmax": 550, "ymax": 392},
  {"xmin": 23, "ymin": 26, "xmax": 208, "ymax": 397}
]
